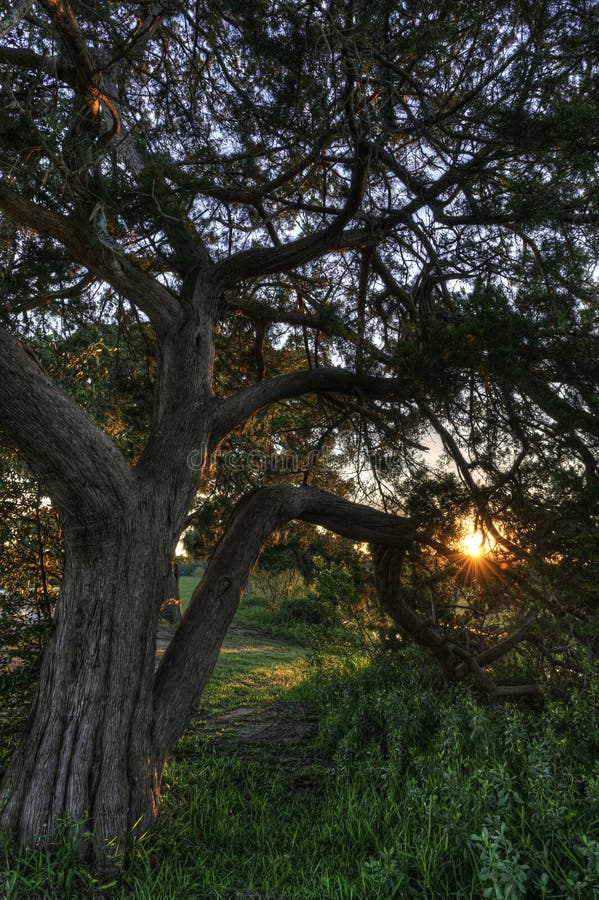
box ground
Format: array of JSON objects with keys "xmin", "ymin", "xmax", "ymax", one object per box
[
  {"xmin": 156, "ymin": 621, "xmax": 313, "ymax": 744},
  {"xmin": 2, "ymin": 583, "xmax": 598, "ymax": 897}
]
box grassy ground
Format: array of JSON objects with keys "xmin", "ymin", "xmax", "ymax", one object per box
[
  {"xmin": 2, "ymin": 587, "xmax": 599, "ymax": 898},
  {"xmin": 179, "ymin": 574, "xmax": 202, "ymax": 611},
  {"xmin": 199, "ymin": 632, "xmax": 307, "ymax": 713},
  {"xmin": 180, "ymin": 573, "xmax": 314, "ymax": 644}
]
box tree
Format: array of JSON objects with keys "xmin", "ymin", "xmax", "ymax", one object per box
[
  {"xmin": 0, "ymin": 0, "xmax": 597, "ymax": 869},
  {"xmin": 0, "ymin": 448, "xmax": 60, "ymax": 769}
]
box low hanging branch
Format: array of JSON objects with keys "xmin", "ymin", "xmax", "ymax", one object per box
[
  {"xmin": 371, "ymin": 545, "xmax": 541, "ymax": 698},
  {"xmin": 152, "ymin": 483, "xmax": 543, "ymax": 762},
  {"xmin": 152, "ymin": 485, "xmax": 417, "ymax": 762}
]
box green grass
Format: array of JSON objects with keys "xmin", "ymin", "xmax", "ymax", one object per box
[
  {"xmin": 200, "ymin": 642, "xmax": 308, "ymax": 712},
  {"xmin": 2, "ymin": 599, "xmax": 599, "ymax": 899},
  {"xmin": 178, "ymin": 574, "xmax": 201, "ymax": 611},
  {"xmin": 180, "ymin": 572, "xmax": 315, "ymax": 643},
  {"xmin": 179, "ymin": 572, "xmax": 262, "ymax": 614}
]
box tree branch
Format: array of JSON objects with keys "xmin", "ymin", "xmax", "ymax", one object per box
[
  {"xmin": 153, "ymin": 485, "xmax": 418, "ymax": 761},
  {"xmin": 0, "ymin": 46, "xmax": 76, "ymax": 85},
  {"xmin": 516, "ymin": 369, "xmax": 599, "ymax": 444},
  {"xmin": 213, "ymin": 367, "xmax": 414, "ymax": 441},
  {"xmin": 0, "ymin": 181, "xmax": 180, "ymax": 335},
  {"xmin": 0, "ymin": 326, "xmax": 133, "ymax": 527},
  {"xmin": 454, "ymin": 614, "xmax": 537, "ymax": 679},
  {"xmin": 38, "ymin": 0, "xmax": 120, "ymax": 143},
  {"xmin": 211, "ymin": 226, "xmax": 380, "ymax": 291},
  {"xmin": 225, "ymin": 295, "xmax": 326, "ymax": 330},
  {"xmin": 0, "ymin": 0, "xmax": 34, "ymax": 40},
  {"xmin": 372, "ymin": 545, "xmax": 542, "ymax": 696}
]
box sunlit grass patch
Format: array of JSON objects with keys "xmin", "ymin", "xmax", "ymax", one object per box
[{"xmin": 201, "ymin": 647, "xmax": 308, "ymax": 712}]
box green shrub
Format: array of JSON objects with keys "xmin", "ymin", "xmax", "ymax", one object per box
[
  {"xmin": 293, "ymin": 649, "xmax": 599, "ymax": 897},
  {"xmin": 278, "ymin": 592, "xmax": 339, "ymax": 626}
]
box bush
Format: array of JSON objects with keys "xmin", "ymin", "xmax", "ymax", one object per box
[{"xmin": 293, "ymin": 649, "xmax": 599, "ymax": 897}]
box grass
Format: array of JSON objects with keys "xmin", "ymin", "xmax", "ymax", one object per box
[
  {"xmin": 178, "ymin": 574, "xmax": 201, "ymax": 611},
  {"xmin": 2, "ymin": 586, "xmax": 599, "ymax": 898},
  {"xmin": 200, "ymin": 643, "xmax": 307, "ymax": 712},
  {"xmin": 180, "ymin": 572, "xmax": 316, "ymax": 644}
]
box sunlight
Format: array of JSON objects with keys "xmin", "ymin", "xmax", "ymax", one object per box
[
  {"xmin": 460, "ymin": 528, "xmax": 493, "ymax": 558},
  {"xmin": 461, "ymin": 531, "xmax": 485, "ymax": 557}
]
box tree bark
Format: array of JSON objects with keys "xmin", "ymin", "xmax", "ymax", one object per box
[
  {"xmin": 0, "ymin": 503, "xmax": 175, "ymax": 870},
  {"xmin": 0, "ymin": 285, "xmax": 219, "ymax": 869}
]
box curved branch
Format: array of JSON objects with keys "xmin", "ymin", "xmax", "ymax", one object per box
[
  {"xmin": 214, "ymin": 367, "xmax": 414, "ymax": 440},
  {"xmin": 153, "ymin": 485, "xmax": 418, "ymax": 762},
  {"xmin": 226, "ymin": 295, "xmax": 326, "ymax": 329},
  {"xmin": 0, "ymin": 326, "xmax": 133, "ymax": 527},
  {"xmin": 0, "ymin": 181, "xmax": 180, "ymax": 335},
  {"xmin": 516, "ymin": 370, "xmax": 599, "ymax": 438},
  {"xmin": 38, "ymin": 0, "xmax": 119, "ymax": 140},
  {"xmin": 372, "ymin": 545, "xmax": 542, "ymax": 696},
  {"xmin": 211, "ymin": 226, "xmax": 381, "ymax": 291},
  {"xmin": 153, "ymin": 480, "xmax": 551, "ymax": 759},
  {"xmin": 515, "ymin": 370, "xmax": 599, "ymax": 475}
]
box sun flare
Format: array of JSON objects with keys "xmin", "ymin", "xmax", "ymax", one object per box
[{"xmin": 460, "ymin": 527, "xmax": 495, "ymax": 558}]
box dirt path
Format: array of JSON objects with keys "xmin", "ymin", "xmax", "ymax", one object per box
[
  {"xmin": 199, "ymin": 700, "xmax": 315, "ymax": 744},
  {"xmin": 156, "ymin": 623, "xmax": 315, "ymax": 745},
  {"xmin": 155, "ymin": 622, "xmax": 297, "ymax": 660}
]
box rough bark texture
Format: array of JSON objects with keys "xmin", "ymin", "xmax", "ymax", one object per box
[
  {"xmin": 0, "ymin": 291, "xmax": 216, "ymax": 865},
  {"xmin": 0, "ymin": 491, "xmax": 186, "ymax": 865}
]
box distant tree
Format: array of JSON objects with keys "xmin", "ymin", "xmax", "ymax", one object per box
[
  {"xmin": 0, "ymin": 450, "xmax": 60, "ymax": 766},
  {"xmin": 0, "ymin": 0, "xmax": 597, "ymax": 870}
]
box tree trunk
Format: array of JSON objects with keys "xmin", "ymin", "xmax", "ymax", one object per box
[{"xmin": 0, "ymin": 512, "xmax": 174, "ymax": 870}]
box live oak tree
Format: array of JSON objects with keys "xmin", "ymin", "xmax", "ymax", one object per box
[{"xmin": 0, "ymin": 0, "xmax": 597, "ymax": 868}]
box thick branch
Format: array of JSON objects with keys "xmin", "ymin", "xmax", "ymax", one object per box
[
  {"xmin": 0, "ymin": 181, "xmax": 180, "ymax": 334},
  {"xmin": 226, "ymin": 295, "xmax": 326, "ymax": 330},
  {"xmin": 153, "ymin": 485, "xmax": 418, "ymax": 761},
  {"xmin": 214, "ymin": 367, "xmax": 413, "ymax": 441},
  {"xmin": 516, "ymin": 370, "xmax": 599, "ymax": 437},
  {"xmin": 38, "ymin": 0, "xmax": 120, "ymax": 143},
  {"xmin": 211, "ymin": 226, "xmax": 381, "ymax": 291},
  {"xmin": 454, "ymin": 615, "xmax": 536, "ymax": 680},
  {"xmin": 372, "ymin": 545, "xmax": 542, "ymax": 696},
  {"xmin": 0, "ymin": 326, "xmax": 133, "ymax": 526},
  {"xmin": 0, "ymin": 46, "xmax": 75, "ymax": 84},
  {"xmin": 371, "ymin": 545, "xmax": 458, "ymax": 681}
]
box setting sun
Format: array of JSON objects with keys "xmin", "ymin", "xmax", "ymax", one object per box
[
  {"xmin": 462, "ymin": 532, "xmax": 485, "ymax": 556},
  {"xmin": 460, "ymin": 529, "xmax": 494, "ymax": 557}
]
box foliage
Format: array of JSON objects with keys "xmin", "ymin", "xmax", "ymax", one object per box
[
  {"xmin": 0, "ymin": 451, "xmax": 59, "ymax": 767},
  {"xmin": 2, "ymin": 645, "xmax": 598, "ymax": 898}
]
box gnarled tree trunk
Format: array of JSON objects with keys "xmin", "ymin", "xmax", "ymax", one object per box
[{"xmin": 0, "ymin": 508, "xmax": 174, "ymax": 866}]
